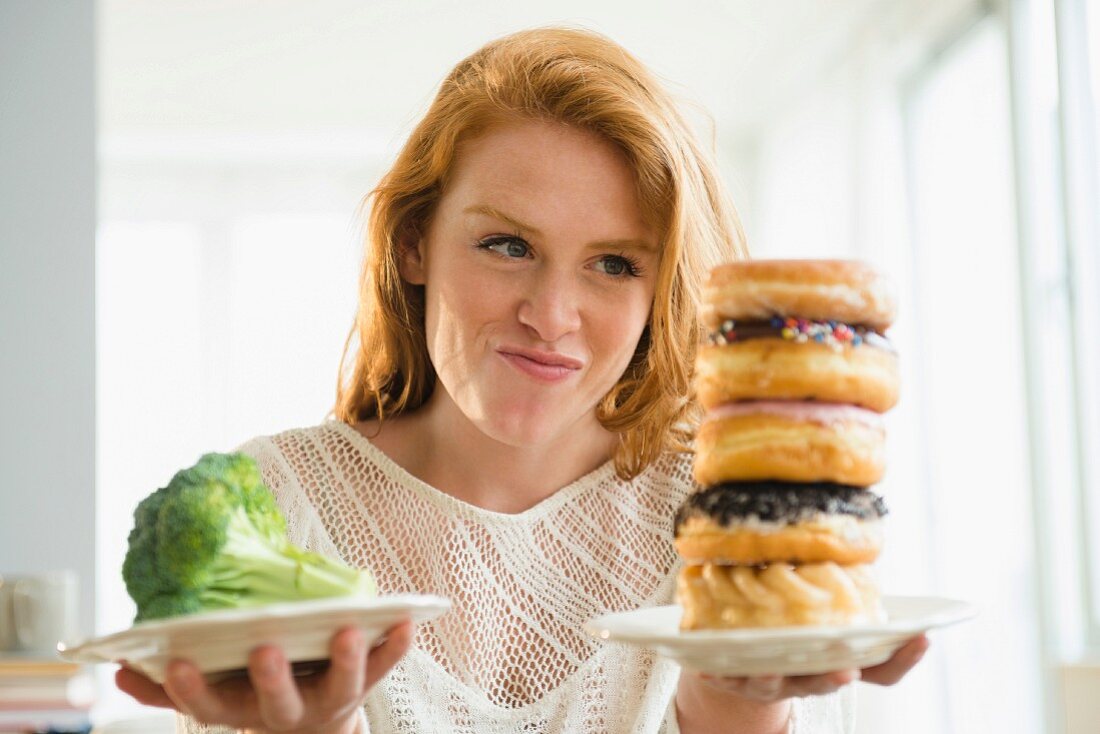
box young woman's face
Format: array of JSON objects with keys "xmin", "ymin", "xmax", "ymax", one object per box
[{"xmin": 401, "ymin": 119, "xmax": 659, "ymax": 448}]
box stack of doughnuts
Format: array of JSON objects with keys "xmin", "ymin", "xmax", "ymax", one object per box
[{"xmin": 676, "ymin": 260, "xmax": 899, "ymax": 629}]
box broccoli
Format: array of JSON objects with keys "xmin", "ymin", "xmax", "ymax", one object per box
[{"xmin": 123, "ymin": 452, "xmax": 375, "ymax": 623}]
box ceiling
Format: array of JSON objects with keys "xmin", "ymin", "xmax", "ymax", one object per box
[{"xmin": 98, "ymin": 0, "xmax": 890, "ymax": 156}]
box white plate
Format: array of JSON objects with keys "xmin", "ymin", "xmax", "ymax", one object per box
[
  {"xmin": 585, "ymin": 595, "xmax": 976, "ymax": 676},
  {"xmin": 59, "ymin": 594, "xmax": 450, "ymax": 684}
]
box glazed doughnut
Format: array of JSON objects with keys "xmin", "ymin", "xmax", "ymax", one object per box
[
  {"xmin": 695, "ymin": 338, "xmax": 900, "ymax": 413},
  {"xmin": 677, "ymin": 561, "xmax": 885, "ymax": 629},
  {"xmin": 674, "ymin": 483, "xmax": 887, "ymax": 566},
  {"xmin": 693, "ymin": 401, "xmax": 886, "ymax": 486},
  {"xmin": 702, "ymin": 259, "xmax": 897, "ymax": 330}
]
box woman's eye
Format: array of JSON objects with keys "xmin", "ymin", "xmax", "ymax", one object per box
[
  {"xmin": 594, "ymin": 255, "xmax": 640, "ymax": 277},
  {"xmin": 480, "ymin": 237, "xmax": 529, "ymax": 258}
]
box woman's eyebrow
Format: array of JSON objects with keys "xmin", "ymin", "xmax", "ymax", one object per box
[
  {"xmin": 464, "ymin": 204, "xmax": 542, "ymax": 236},
  {"xmin": 585, "ymin": 238, "xmax": 657, "ymax": 253},
  {"xmin": 464, "ymin": 203, "xmax": 655, "ymax": 252}
]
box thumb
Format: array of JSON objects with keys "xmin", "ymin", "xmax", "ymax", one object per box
[{"xmin": 861, "ymin": 634, "xmax": 930, "ymax": 686}]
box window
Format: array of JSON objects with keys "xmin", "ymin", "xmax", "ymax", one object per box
[
  {"xmin": 1065, "ymin": 0, "xmax": 1100, "ymax": 639},
  {"xmin": 94, "ymin": 170, "xmax": 369, "ymax": 720},
  {"xmin": 743, "ymin": 5, "xmax": 1076, "ymax": 731},
  {"xmin": 901, "ymin": 15, "xmax": 1043, "ymax": 732}
]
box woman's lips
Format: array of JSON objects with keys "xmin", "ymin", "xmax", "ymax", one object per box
[{"xmin": 497, "ymin": 350, "xmax": 581, "ymax": 383}]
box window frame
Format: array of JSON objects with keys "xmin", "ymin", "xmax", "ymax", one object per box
[
  {"xmin": 1053, "ymin": 0, "xmax": 1100, "ymax": 649},
  {"xmin": 1000, "ymin": 0, "xmax": 1100, "ymax": 729}
]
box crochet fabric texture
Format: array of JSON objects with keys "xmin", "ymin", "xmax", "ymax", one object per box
[{"xmin": 179, "ymin": 420, "xmax": 852, "ymax": 733}]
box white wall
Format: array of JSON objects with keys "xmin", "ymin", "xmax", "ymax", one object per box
[{"xmin": 0, "ymin": 0, "xmax": 97, "ymax": 641}]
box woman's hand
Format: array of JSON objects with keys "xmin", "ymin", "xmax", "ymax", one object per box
[
  {"xmin": 676, "ymin": 635, "xmax": 929, "ymax": 734},
  {"xmin": 115, "ymin": 620, "xmax": 413, "ymax": 734},
  {"xmin": 695, "ymin": 633, "xmax": 929, "ymax": 700}
]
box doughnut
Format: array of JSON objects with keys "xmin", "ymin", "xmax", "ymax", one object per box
[
  {"xmin": 693, "ymin": 401, "xmax": 886, "ymax": 486},
  {"xmin": 674, "ymin": 483, "xmax": 887, "ymax": 566},
  {"xmin": 695, "ymin": 337, "xmax": 900, "ymax": 413},
  {"xmin": 701, "ymin": 259, "xmax": 897, "ymax": 330},
  {"xmin": 677, "ymin": 561, "xmax": 885, "ymax": 629},
  {"xmin": 679, "ymin": 259, "xmax": 898, "ymax": 632}
]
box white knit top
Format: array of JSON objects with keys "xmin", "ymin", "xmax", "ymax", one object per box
[{"xmin": 179, "ymin": 420, "xmax": 854, "ymax": 733}]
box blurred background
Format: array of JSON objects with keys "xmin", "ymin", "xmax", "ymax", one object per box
[{"xmin": 2, "ymin": 0, "xmax": 1099, "ymax": 731}]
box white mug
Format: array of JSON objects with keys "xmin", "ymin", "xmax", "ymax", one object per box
[{"xmin": 0, "ymin": 570, "xmax": 79, "ymax": 654}]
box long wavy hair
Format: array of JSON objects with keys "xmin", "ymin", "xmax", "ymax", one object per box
[{"xmin": 333, "ymin": 26, "xmax": 747, "ymax": 479}]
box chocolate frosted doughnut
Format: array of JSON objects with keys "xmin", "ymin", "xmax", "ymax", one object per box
[
  {"xmin": 677, "ymin": 482, "xmax": 887, "ymax": 525},
  {"xmin": 674, "ymin": 482, "xmax": 887, "ymax": 566}
]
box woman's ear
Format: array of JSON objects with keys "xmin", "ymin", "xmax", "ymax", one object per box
[{"xmin": 397, "ymin": 231, "xmax": 426, "ymax": 285}]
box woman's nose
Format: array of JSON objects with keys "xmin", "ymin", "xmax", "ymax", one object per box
[{"xmin": 516, "ymin": 271, "xmax": 582, "ymax": 342}]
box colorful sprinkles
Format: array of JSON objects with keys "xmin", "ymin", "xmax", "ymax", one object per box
[{"xmin": 709, "ymin": 317, "xmax": 873, "ymax": 351}]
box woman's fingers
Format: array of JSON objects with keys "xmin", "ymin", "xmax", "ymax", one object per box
[
  {"xmin": 118, "ymin": 623, "xmax": 414, "ymax": 732},
  {"xmin": 698, "ymin": 673, "xmax": 783, "ymax": 700},
  {"xmin": 787, "ymin": 669, "xmax": 859, "ymax": 696},
  {"xmin": 696, "ymin": 673, "xmax": 748, "ymax": 695},
  {"xmin": 685, "ymin": 635, "xmax": 930, "ymax": 706},
  {"xmin": 115, "ymin": 665, "xmax": 175, "ymax": 708},
  {"xmin": 861, "ymin": 634, "xmax": 930, "ymax": 686},
  {"xmin": 163, "ymin": 659, "xmax": 241, "ymax": 728},
  {"xmin": 364, "ymin": 619, "xmax": 413, "ymax": 690},
  {"xmin": 247, "ymin": 644, "xmax": 306, "ymax": 729},
  {"xmin": 313, "ymin": 626, "xmax": 368, "ymax": 714},
  {"xmin": 697, "ymin": 667, "xmax": 860, "ymax": 701},
  {"xmin": 740, "ymin": 674, "xmax": 783, "ymax": 700}
]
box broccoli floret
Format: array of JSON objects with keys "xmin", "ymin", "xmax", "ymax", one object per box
[{"xmin": 123, "ymin": 452, "xmax": 375, "ymax": 623}]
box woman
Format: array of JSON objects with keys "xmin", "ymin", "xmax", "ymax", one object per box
[{"xmin": 117, "ymin": 26, "xmax": 927, "ymax": 734}]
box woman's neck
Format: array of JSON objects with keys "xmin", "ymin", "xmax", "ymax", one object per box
[{"xmin": 362, "ymin": 393, "xmax": 617, "ymax": 515}]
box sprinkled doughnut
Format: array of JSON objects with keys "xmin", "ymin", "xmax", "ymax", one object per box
[
  {"xmin": 695, "ymin": 322, "xmax": 900, "ymax": 413},
  {"xmin": 694, "ymin": 260, "xmax": 900, "ymax": 413}
]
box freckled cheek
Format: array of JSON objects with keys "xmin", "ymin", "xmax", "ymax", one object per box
[
  {"xmin": 590, "ymin": 296, "xmax": 651, "ymax": 373},
  {"xmin": 429, "ymin": 270, "xmax": 519, "ymax": 346}
]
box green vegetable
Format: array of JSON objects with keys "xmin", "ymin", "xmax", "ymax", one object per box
[{"xmin": 123, "ymin": 452, "xmax": 375, "ymax": 623}]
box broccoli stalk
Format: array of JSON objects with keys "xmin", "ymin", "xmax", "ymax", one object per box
[
  {"xmin": 123, "ymin": 452, "xmax": 376, "ymax": 623},
  {"xmin": 177, "ymin": 503, "xmax": 373, "ymax": 608}
]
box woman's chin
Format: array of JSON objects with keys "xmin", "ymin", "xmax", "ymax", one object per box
[
  {"xmin": 479, "ymin": 420, "xmax": 564, "ymax": 448},
  {"xmin": 475, "ymin": 406, "xmax": 588, "ymax": 449}
]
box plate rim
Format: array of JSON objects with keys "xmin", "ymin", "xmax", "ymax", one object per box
[
  {"xmin": 58, "ymin": 593, "xmax": 451, "ymax": 662},
  {"xmin": 584, "ymin": 594, "xmax": 978, "ymax": 646}
]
